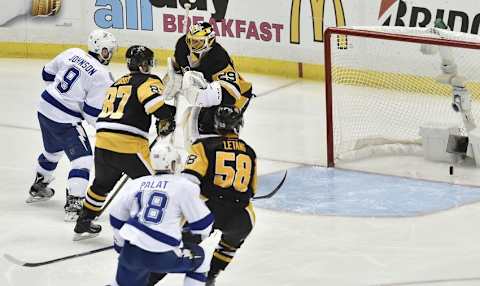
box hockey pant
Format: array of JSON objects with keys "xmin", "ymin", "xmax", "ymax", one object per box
[
  {"xmin": 114, "ymin": 241, "xmax": 206, "ymax": 286},
  {"xmin": 82, "ymin": 147, "xmax": 153, "ymax": 218},
  {"xmin": 36, "ymin": 112, "xmax": 92, "ymax": 197},
  {"xmin": 147, "ymin": 200, "xmax": 255, "ymax": 285}
]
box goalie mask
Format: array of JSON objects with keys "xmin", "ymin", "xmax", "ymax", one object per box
[
  {"xmin": 126, "ymin": 45, "xmax": 156, "ymax": 74},
  {"xmin": 186, "ymin": 22, "xmax": 216, "ymax": 54},
  {"xmin": 214, "ymin": 105, "xmax": 244, "ymax": 135}
]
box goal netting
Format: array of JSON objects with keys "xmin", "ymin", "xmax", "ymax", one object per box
[{"xmin": 325, "ymin": 26, "xmax": 480, "ymax": 166}]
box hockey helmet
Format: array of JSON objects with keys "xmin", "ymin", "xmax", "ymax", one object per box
[
  {"xmin": 150, "ymin": 143, "xmax": 181, "ymax": 173},
  {"xmin": 186, "ymin": 22, "xmax": 216, "ymax": 54},
  {"xmin": 214, "ymin": 105, "xmax": 244, "ymax": 135},
  {"xmin": 87, "ymin": 29, "xmax": 117, "ymax": 65},
  {"xmin": 126, "ymin": 45, "xmax": 156, "ymax": 73}
]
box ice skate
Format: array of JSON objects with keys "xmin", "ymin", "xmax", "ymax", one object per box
[
  {"xmin": 64, "ymin": 190, "xmax": 83, "ymax": 222},
  {"xmin": 73, "ymin": 211, "xmax": 101, "ymax": 241},
  {"xmin": 26, "ymin": 173, "xmax": 55, "ymax": 203}
]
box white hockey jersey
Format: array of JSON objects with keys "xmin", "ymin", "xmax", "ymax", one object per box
[
  {"xmin": 109, "ymin": 173, "xmax": 214, "ymax": 253},
  {"xmin": 38, "ymin": 48, "xmax": 113, "ymax": 125}
]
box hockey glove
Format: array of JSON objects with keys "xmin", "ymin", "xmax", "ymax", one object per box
[{"xmin": 156, "ymin": 117, "xmax": 176, "ymax": 137}]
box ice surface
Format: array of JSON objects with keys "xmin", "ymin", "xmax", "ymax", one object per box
[{"xmin": 1, "ymin": 59, "xmax": 480, "ymax": 286}]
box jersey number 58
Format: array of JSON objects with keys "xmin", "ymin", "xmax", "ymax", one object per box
[{"xmin": 214, "ymin": 151, "xmax": 252, "ymax": 192}]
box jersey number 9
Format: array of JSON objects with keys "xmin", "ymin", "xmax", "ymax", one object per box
[
  {"xmin": 56, "ymin": 67, "xmax": 80, "ymax": 93},
  {"xmin": 214, "ymin": 151, "xmax": 252, "ymax": 192}
]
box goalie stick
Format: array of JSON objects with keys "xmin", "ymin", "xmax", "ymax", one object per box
[
  {"xmin": 3, "ymin": 245, "xmax": 114, "ymax": 267},
  {"xmin": 4, "ymin": 171, "xmax": 287, "ymax": 267},
  {"xmin": 252, "ymin": 170, "xmax": 287, "ymax": 200}
]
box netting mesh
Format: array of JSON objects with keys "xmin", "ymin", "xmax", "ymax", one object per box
[{"xmin": 329, "ymin": 26, "xmax": 480, "ymax": 161}]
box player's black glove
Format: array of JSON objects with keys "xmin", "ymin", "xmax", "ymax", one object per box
[{"xmin": 156, "ymin": 117, "xmax": 175, "ymax": 137}]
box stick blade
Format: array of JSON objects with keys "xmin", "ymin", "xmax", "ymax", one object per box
[{"xmin": 4, "ymin": 253, "xmax": 27, "ymax": 266}]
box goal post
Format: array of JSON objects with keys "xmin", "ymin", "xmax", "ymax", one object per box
[{"xmin": 324, "ymin": 26, "xmax": 480, "ymax": 168}]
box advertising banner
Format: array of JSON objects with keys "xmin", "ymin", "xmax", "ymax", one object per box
[{"xmin": 0, "ymin": 0, "xmax": 479, "ymax": 65}]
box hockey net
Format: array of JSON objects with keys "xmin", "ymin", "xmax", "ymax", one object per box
[{"xmin": 324, "ymin": 26, "xmax": 480, "ymax": 167}]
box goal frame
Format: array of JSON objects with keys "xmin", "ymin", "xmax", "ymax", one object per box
[{"xmin": 324, "ymin": 26, "xmax": 480, "ymax": 167}]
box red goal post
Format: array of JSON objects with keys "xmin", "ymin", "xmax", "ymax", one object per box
[{"xmin": 324, "ymin": 26, "xmax": 480, "ymax": 167}]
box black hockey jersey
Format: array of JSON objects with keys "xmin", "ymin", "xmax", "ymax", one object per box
[
  {"xmin": 174, "ymin": 36, "xmax": 253, "ymax": 134},
  {"xmin": 182, "ymin": 135, "xmax": 257, "ymax": 207},
  {"xmin": 95, "ymin": 72, "xmax": 175, "ymax": 154}
]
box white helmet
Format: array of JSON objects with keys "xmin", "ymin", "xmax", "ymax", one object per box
[
  {"xmin": 87, "ymin": 29, "xmax": 117, "ymax": 65},
  {"xmin": 150, "ymin": 143, "xmax": 181, "ymax": 173}
]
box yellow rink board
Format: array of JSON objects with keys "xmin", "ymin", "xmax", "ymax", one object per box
[{"xmin": 1, "ymin": 41, "xmax": 478, "ymax": 98}]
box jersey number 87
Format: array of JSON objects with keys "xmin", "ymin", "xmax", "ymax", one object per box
[{"xmin": 99, "ymin": 85, "xmax": 133, "ymax": 119}]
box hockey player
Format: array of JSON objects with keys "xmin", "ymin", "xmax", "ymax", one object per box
[
  {"xmin": 146, "ymin": 105, "xmax": 256, "ymax": 286},
  {"xmin": 170, "ymin": 22, "xmax": 253, "ymax": 147},
  {"xmin": 109, "ymin": 143, "xmax": 222, "ymax": 286},
  {"xmin": 182, "ymin": 105, "xmax": 257, "ymax": 285},
  {"xmin": 73, "ymin": 45, "xmax": 178, "ymax": 240},
  {"xmin": 28, "ymin": 29, "xmax": 117, "ymax": 222}
]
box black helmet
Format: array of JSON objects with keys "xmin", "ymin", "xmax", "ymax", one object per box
[
  {"xmin": 126, "ymin": 45, "xmax": 155, "ymax": 73},
  {"xmin": 214, "ymin": 105, "xmax": 244, "ymax": 135}
]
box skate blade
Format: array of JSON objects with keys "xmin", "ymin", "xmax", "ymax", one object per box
[
  {"xmin": 72, "ymin": 232, "xmax": 100, "ymax": 241},
  {"xmin": 25, "ymin": 196, "xmax": 52, "ymax": 203}
]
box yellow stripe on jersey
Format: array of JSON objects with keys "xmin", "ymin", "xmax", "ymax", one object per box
[
  {"xmin": 251, "ymin": 159, "xmax": 257, "ymax": 195},
  {"xmin": 234, "ymin": 95, "xmax": 250, "ymax": 110},
  {"xmin": 145, "ymin": 97, "xmax": 165, "ymax": 114},
  {"xmin": 245, "ymin": 202, "xmax": 256, "ymax": 225},
  {"xmin": 95, "ymin": 132, "xmax": 149, "ymax": 155},
  {"xmin": 137, "ymin": 77, "xmax": 165, "ymax": 104},
  {"xmin": 212, "ymin": 65, "xmax": 252, "ymax": 95},
  {"xmin": 184, "ymin": 142, "xmax": 209, "ymax": 177}
]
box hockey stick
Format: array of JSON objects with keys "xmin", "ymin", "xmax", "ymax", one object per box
[
  {"xmin": 252, "ymin": 170, "xmax": 287, "ymax": 200},
  {"xmin": 3, "ymin": 245, "xmax": 113, "ymax": 267}
]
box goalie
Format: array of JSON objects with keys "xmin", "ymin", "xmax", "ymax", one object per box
[
  {"xmin": 166, "ymin": 22, "xmax": 253, "ymax": 148},
  {"xmin": 421, "ymin": 19, "xmax": 477, "ymax": 132}
]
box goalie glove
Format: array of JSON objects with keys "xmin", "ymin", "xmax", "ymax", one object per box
[
  {"xmin": 162, "ymin": 57, "xmax": 183, "ymax": 101},
  {"xmin": 182, "ymin": 71, "xmax": 222, "ymax": 107}
]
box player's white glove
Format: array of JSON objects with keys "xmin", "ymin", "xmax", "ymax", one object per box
[
  {"xmin": 182, "ymin": 71, "xmax": 222, "ymax": 107},
  {"xmin": 162, "ymin": 57, "xmax": 183, "ymax": 101}
]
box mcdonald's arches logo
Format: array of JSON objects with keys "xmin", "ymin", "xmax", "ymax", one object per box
[{"xmin": 290, "ymin": 0, "xmax": 347, "ymax": 44}]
